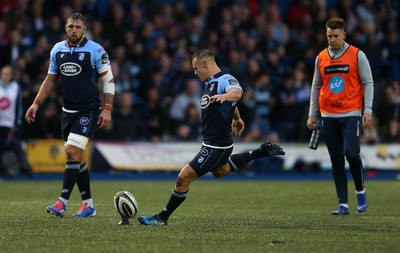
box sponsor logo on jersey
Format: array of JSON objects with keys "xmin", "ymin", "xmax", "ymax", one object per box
[
  {"xmin": 331, "ymin": 103, "xmax": 343, "ymax": 108},
  {"xmin": 60, "ymin": 62, "xmax": 82, "ymax": 76},
  {"xmin": 101, "ymin": 53, "xmax": 110, "ymax": 64},
  {"xmin": 201, "ymin": 148, "xmax": 209, "ymax": 156},
  {"xmin": 0, "ymin": 97, "xmax": 11, "ymax": 110},
  {"xmin": 79, "ymin": 117, "xmax": 89, "ymax": 126},
  {"xmin": 328, "ymin": 76, "xmax": 345, "ymax": 93},
  {"xmin": 198, "ymin": 156, "xmax": 204, "ymax": 163},
  {"xmin": 228, "ymin": 78, "xmax": 239, "ymax": 85},
  {"xmin": 200, "ymin": 95, "xmax": 211, "ymax": 109},
  {"xmin": 324, "ymin": 65, "xmax": 349, "ymax": 74}
]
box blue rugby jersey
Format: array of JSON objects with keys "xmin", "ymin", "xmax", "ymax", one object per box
[
  {"xmin": 200, "ymin": 70, "xmax": 242, "ymax": 148},
  {"xmin": 48, "ymin": 37, "xmax": 110, "ymax": 111}
]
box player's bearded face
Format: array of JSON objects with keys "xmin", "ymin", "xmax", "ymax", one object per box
[{"xmin": 65, "ymin": 20, "xmax": 86, "ymax": 45}]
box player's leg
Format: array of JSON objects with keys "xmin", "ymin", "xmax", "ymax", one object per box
[
  {"xmin": 228, "ymin": 140, "xmax": 285, "ymax": 172},
  {"xmin": 73, "ymin": 109, "xmax": 99, "ymax": 217},
  {"xmin": 137, "ymin": 164, "xmax": 197, "ymax": 226},
  {"xmin": 343, "ymin": 116, "xmax": 367, "ymax": 213},
  {"xmin": 138, "ymin": 146, "xmax": 221, "ymax": 226},
  {"xmin": 323, "ymin": 117, "xmax": 349, "ymax": 215},
  {"xmin": 73, "ymin": 149, "xmax": 96, "ymax": 217},
  {"xmin": 45, "ymin": 140, "xmax": 83, "ymax": 216},
  {"xmin": 46, "ymin": 111, "xmax": 94, "ymax": 217}
]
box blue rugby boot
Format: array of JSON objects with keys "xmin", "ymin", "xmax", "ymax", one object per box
[
  {"xmin": 331, "ymin": 204, "xmax": 349, "ymax": 215},
  {"xmin": 356, "ymin": 190, "xmax": 368, "ymax": 213},
  {"xmin": 45, "ymin": 199, "xmax": 66, "ymax": 217},
  {"xmin": 138, "ymin": 214, "xmax": 167, "ymax": 226},
  {"xmin": 73, "ymin": 203, "xmax": 96, "ymax": 217}
]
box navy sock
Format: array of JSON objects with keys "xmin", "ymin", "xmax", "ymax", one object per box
[
  {"xmin": 228, "ymin": 146, "xmax": 266, "ymax": 171},
  {"xmin": 77, "ymin": 163, "xmax": 92, "ymax": 200},
  {"xmin": 158, "ymin": 190, "xmax": 188, "ymax": 220},
  {"xmin": 60, "ymin": 161, "xmax": 80, "ymax": 200}
]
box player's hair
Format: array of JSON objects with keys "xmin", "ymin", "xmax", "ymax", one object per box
[
  {"xmin": 192, "ymin": 49, "xmax": 215, "ymax": 61},
  {"xmin": 66, "ymin": 13, "xmax": 86, "ymax": 25},
  {"xmin": 326, "ymin": 18, "xmax": 345, "ymax": 31}
]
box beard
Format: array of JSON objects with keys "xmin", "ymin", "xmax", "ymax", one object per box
[{"xmin": 68, "ymin": 34, "xmax": 83, "ymax": 45}]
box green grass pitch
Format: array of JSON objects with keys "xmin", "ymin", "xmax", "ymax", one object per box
[{"xmin": 0, "ymin": 179, "xmax": 399, "ymax": 253}]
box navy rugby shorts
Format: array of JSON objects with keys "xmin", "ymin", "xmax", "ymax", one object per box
[
  {"xmin": 61, "ymin": 107, "xmax": 101, "ymax": 141},
  {"xmin": 189, "ymin": 145, "xmax": 233, "ymax": 177}
]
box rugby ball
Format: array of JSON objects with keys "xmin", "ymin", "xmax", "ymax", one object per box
[{"xmin": 114, "ymin": 191, "xmax": 138, "ymax": 218}]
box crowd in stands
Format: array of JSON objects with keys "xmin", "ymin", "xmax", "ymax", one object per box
[{"xmin": 0, "ymin": 0, "xmax": 399, "ymax": 144}]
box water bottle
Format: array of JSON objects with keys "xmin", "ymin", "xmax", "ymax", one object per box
[{"xmin": 308, "ymin": 123, "xmax": 321, "ymax": 150}]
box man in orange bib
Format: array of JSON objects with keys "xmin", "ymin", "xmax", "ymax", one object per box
[{"xmin": 307, "ymin": 18, "xmax": 374, "ymax": 215}]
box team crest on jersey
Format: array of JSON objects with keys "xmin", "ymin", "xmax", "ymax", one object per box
[
  {"xmin": 210, "ymin": 83, "xmax": 215, "ymax": 91},
  {"xmin": 79, "ymin": 117, "xmax": 89, "ymax": 126},
  {"xmin": 200, "ymin": 95, "xmax": 211, "ymax": 109},
  {"xmin": 60, "ymin": 62, "xmax": 82, "ymax": 76},
  {"xmin": 79, "ymin": 53, "xmax": 85, "ymax": 61}
]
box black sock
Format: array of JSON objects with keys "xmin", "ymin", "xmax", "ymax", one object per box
[
  {"xmin": 228, "ymin": 146, "xmax": 267, "ymax": 171},
  {"xmin": 60, "ymin": 161, "xmax": 80, "ymax": 200},
  {"xmin": 77, "ymin": 163, "xmax": 92, "ymax": 200},
  {"xmin": 158, "ymin": 190, "xmax": 188, "ymax": 220}
]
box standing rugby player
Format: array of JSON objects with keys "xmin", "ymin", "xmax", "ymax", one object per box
[{"xmin": 25, "ymin": 13, "xmax": 115, "ymax": 217}]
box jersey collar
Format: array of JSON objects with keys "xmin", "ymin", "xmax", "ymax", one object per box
[{"xmin": 65, "ymin": 37, "xmax": 88, "ymax": 48}]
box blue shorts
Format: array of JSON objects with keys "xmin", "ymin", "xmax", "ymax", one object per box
[{"xmin": 188, "ymin": 145, "xmax": 233, "ymax": 177}]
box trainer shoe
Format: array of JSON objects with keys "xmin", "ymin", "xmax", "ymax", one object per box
[
  {"xmin": 259, "ymin": 140, "xmax": 285, "ymax": 156},
  {"xmin": 137, "ymin": 214, "xmax": 167, "ymax": 226},
  {"xmin": 356, "ymin": 191, "xmax": 368, "ymax": 213},
  {"xmin": 73, "ymin": 203, "xmax": 96, "ymax": 217},
  {"xmin": 45, "ymin": 199, "xmax": 66, "ymax": 217},
  {"xmin": 331, "ymin": 205, "xmax": 349, "ymax": 215}
]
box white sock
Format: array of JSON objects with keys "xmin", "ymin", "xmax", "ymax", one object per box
[
  {"xmin": 83, "ymin": 198, "xmax": 94, "ymax": 208},
  {"xmin": 59, "ymin": 197, "xmax": 68, "ymax": 206},
  {"xmin": 339, "ymin": 203, "xmax": 349, "ymax": 208},
  {"xmin": 356, "ymin": 189, "xmax": 366, "ymax": 195}
]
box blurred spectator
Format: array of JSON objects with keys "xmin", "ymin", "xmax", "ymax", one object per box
[
  {"xmin": 102, "ymin": 3, "xmax": 130, "ymax": 48},
  {"xmin": 0, "ymin": 65, "xmax": 32, "ymax": 177},
  {"xmin": 172, "ymin": 103, "xmax": 201, "ymax": 141},
  {"xmin": 105, "ymin": 91, "xmax": 147, "ymax": 141},
  {"xmin": 273, "ymin": 73, "xmax": 305, "ymax": 141},
  {"xmin": 0, "ymin": 29, "xmax": 29, "ymax": 67},
  {"xmin": 44, "ymin": 15, "xmax": 64, "ymax": 46},
  {"xmin": 141, "ymin": 86, "xmax": 166, "ymax": 142},
  {"xmin": 241, "ymin": 72, "xmax": 279, "ymax": 142},
  {"xmin": 376, "ymin": 80, "xmax": 400, "ymax": 142},
  {"xmin": 169, "ymin": 78, "xmax": 201, "ymax": 129}
]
